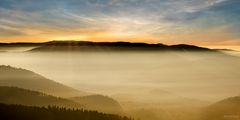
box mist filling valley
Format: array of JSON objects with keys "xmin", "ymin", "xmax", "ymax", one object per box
[{"xmin": 0, "ymin": 45, "xmax": 240, "ymax": 120}]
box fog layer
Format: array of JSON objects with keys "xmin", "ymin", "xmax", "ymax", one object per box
[{"xmin": 0, "ymin": 50, "xmax": 239, "ymax": 102}]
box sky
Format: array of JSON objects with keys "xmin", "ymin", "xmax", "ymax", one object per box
[{"xmin": 0, "ymin": 0, "xmax": 240, "ymax": 45}]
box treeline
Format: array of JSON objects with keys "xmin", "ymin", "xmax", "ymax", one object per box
[
  {"xmin": 0, "ymin": 103, "xmax": 133, "ymax": 120},
  {"xmin": 0, "ymin": 86, "xmax": 83, "ymax": 109}
]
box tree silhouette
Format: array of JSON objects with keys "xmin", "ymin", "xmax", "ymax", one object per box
[{"xmin": 0, "ymin": 103, "xmax": 133, "ymax": 120}]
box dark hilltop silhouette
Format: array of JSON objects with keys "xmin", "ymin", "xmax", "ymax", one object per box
[
  {"xmin": 0, "ymin": 42, "xmax": 42, "ymax": 47},
  {"xmin": 29, "ymin": 41, "xmax": 213, "ymax": 52},
  {"xmin": 0, "ymin": 40, "xmax": 214, "ymax": 52}
]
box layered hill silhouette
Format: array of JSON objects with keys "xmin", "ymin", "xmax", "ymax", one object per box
[
  {"xmin": 201, "ymin": 96, "xmax": 240, "ymax": 120},
  {"xmin": 23, "ymin": 41, "xmax": 214, "ymax": 52},
  {"xmin": 0, "ymin": 65, "xmax": 86, "ymax": 97},
  {"xmin": 0, "ymin": 86, "xmax": 83, "ymax": 109},
  {"xmin": 0, "ymin": 65, "xmax": 124, "ymax": 114},
  {"xmin": 112, "ymin": 88, "xmax": 209, "ymax": 109},
  {"xmin": 0, "ymin": 103, "xmax": 132, "ymax": 120},
  {"xmin": 71, "ymin": 95, "xmax": 124, "ymax": 115}
]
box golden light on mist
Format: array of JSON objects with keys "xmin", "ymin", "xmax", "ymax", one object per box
[
  {"xmin": 51, "ymin": 35, "xmax": 89, "ymax": 41},
  {"xmin": 0, "ymin": 26, "xmax": 240, "ymax": 46}
]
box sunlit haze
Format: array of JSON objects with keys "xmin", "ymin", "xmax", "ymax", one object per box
[
  {"xmin": 0, "ymin": 0, "xmax": 240, "ymax": 46},
  {"xmin": 1, "ymin": 1, "xmax": 240, "ymax": 120}
]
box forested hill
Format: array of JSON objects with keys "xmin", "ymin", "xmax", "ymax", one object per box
[
  {"xmin": 0, "ymin": 86, "xmax": 83, "ymax": 109},
  {"xmin": 0, "ymin": 103, "xmax": 133, "ymax": 120},
  {"xmin": 0, "ymin": 65, "xmax": 86, "ymax": 97}
]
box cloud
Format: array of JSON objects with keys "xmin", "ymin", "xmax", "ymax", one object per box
[
  {"xmin": 0, "ymin": 27, "xmax": 25, "ymax": 36},
  {"xmin": 0, "ymin": 0, "xmax": 239, "ymax": 44}
]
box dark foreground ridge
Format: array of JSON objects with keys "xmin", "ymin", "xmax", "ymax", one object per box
[
  {"xmin": 0, "ymin": 103, "xmax": 132, "ymax": 120},
  {"xmin": 0, "ymin": 86, "xmax": 84, "ymax": 109}
]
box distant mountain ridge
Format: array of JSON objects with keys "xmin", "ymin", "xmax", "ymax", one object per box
[
  {"xmin": 0, "ymin": 41, "xmax": 214, "ymax": 52},
  {"xmin": 28, "ymin": 41, "xmax": 213, "ymax": 52},
  {"xmin": 0, "ymin": 42, "xmax": 42, "ymax": 47}
]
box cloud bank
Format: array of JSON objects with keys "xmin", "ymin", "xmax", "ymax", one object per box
[{"xmin": 0, "ymin": 0, "xmax": 239, "ymax": 45}]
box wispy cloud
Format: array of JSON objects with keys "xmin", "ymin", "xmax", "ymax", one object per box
[{"xmin": 0, "ymin": 0, "xmax": 239, "ymax": 45}]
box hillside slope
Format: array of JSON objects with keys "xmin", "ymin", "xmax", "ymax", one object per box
[
  {"xmin": 0, "ymin": 86, "xmax": 83, "ymax": 109},
  {"xmin": 0, "ymin": 65, "xmax": 86, "ymax": 97},
  {"xmin": 0, "ymin": 65, "xmax": 124, "ymax": 115},
  {"xmin": 71, "ymin": 95, "xmax": 124, "ymax": 115},
  {"xmin": 201, "ymin": 96, "xmax": 240, "ymax": 120}
]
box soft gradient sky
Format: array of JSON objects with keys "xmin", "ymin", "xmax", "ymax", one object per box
[{"xmin": 0, "ymin": 0, "xmax": 240, "ymax": 45}]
